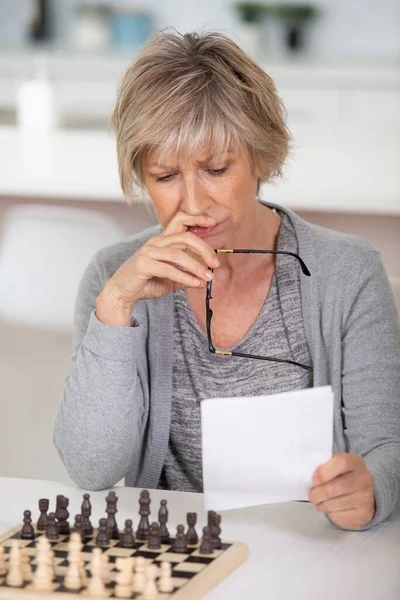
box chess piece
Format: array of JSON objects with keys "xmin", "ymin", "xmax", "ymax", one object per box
[
  {"xmin": 65, "ymin": 533, "xmax": 83, "ymax": 590},
  {"xmin": 158, "ymin": 499, "xmax": 170, "ymax": 543},
  {"xmin": 115, "ymin": 557, "xmax": 134, "ymax": 598},
  {"xmin": 36, "ymin": 537, "xmax": 54, "ymax": 581},
  {"xmin": 211, "ymin": 513, "xmax": 222, "ymax": 550},
  {"xmin": 132, "ymin": 556, "xmax": 146, "ymax": 593},
  {"xmin": 105, "ymin": 491, "xmax": 119, "ymax": 540},
  {"xmin": 0, "ymin": 546, "xmax": 7, "ymax": 577},
  {"xmin": 55, "ymin": 495, "xmax": 70, "ymax": 535},
  {"xmin": 172, "ymin": 524, "xmax": 188, "ymax": 553},
  {"xmin": 37, "ymin": 498, "xmax": 49, "ymax": 531},
  {"xmin": 20, "ymin": 509, "xmax": 35, "ymax": 540},
  {"xmin": 32, "ymin": 538, "xmax": 53, "ymax": 592},
  {"xmin": 101, "ymin": 552, "xmax": 111, "ymax": 584},
  {"xmin": 87, "ymin": 547, "xmax": 105, "ymax": 597},
  {"xmin": 74, "ymin": 514, "xmax": 85, "ymax": 540},
  {"xmin": 136, "ymin": 489, "xmax": 151, "ymax": 541},
  {"xmin": 21, "ymin": 549, "xmax": 33, "ymax": 582},
  {"xmin": 186, "ymin": 512, "xmax": 198, "ymax": 545},
  {"xmin": 46, "ymin": 512, "xmax": 59, "ymax": 541},
  {"xmin": 81, "ymin": 493, "xmax": 93, "ymax": 536},
  {"xmin": 121, "ymin": 519, "xmax": 135, "ymax": 548},
  {"xmin": 6, "ymin": 540, "xmax": 23, "ymax": 587},
  {"xmin": 199, "ymin": 526, "xmax": 213, "ymax": 555},
  {"xmin": 95, "ymin": 517, "xmax": 110, "ymax": 547},
  {"xmin": 158, "ymin": 561, "xmax": 173, "ymax": 593},
  {"xmin": 147, "ymin": 522, "xmax": 161, "ymax": 550},
  {"xmin": 143, "ymin": 563, "xmax": 160, "ymax": 600}
]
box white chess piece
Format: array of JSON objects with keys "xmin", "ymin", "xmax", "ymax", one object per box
[
  {"xmin": 0, "ymin": 546, "xmax": 7, "ymax": 577},
  {"xmin": 6, "ymin": 540, "xmax": 23, "ymax": 587},
  {"xmin": 143, "ymin": 563, "xmax": 160, "ymax": 600},
  {"xmin": 87, "ymin": 548, "xmax": 106, "ymax": 598},
  {"xmin": 101, "ymin": 551, "xmax": 111, "ymax": 584},
  {"xmin": 115, "ymin": 557, "xmax": 134, "ymax": 598},
  {"xmin": 158, "ymin": 561, "xmax": 173, "ymax": 593},
  {"xmin": 132, "ymin": 555, "xmax": 146, "ymax": 593},
  {"xmin": 33, "ymin": 539, "xmax": 53, "ymax": 592},
  {"xmin": 64, "ymin": 536, "xmax": 82, "ymax": 591}
]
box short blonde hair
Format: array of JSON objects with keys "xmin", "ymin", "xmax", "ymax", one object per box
[{"xmin": 110, "ymin": 29, "xmax": 291, "ymax": 200}]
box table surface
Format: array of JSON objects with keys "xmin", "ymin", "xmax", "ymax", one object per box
[
  {"xmin": 0, "ymin": 477, "xmax": 399, "ymax": 600},
  {"xmin": 0, "ymin": 123, "xmax": 399, "ymax": 215}
]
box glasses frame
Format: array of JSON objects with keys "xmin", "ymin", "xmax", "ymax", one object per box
[{"xmin": 205, "ymin": 249, "xmax": 312, "ymax": 371}]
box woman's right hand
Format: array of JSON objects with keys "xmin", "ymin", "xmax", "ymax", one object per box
[{"xmin": 96, "ymin": 212, "xmax": 221, "ymax": 326}]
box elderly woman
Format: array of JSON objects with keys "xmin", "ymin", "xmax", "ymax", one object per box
[{"xmin": 54, "ymin": 31, "xmax": 400, "ymax": 531}]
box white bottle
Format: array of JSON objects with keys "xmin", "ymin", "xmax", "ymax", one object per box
[{"xmin": 16, "ymin": 54, "xmax": 57, "ymax": 132}]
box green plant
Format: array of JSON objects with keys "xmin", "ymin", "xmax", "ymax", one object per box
[
  {"xmin": 235, "ymin": 2, "xmax": 268, "ymax": 24},
  {"xmin": 273, "ymin": 3, "xmax": 319, "ymax": 22}
]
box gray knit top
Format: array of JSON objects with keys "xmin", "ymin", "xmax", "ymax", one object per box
[{"xmin": 159, "ymin": 212, "xmax": 312, "ymax": 492}]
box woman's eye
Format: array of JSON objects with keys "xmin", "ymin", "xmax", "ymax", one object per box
[
  {"xmin": 208, "ymin": 167, "xmax": 228, "ymax": 176},
  {"xmin": 155, "ymin": 166, "xmax": 228, "ymax": 183},
  {"xmin": 156, "ymin": 174, "xmax": 175, "ymax": 183}
]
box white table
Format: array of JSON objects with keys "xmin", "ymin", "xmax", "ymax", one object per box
[{"xmin": 0, "ymin": 477, "xmax": 399, "ymax": 600}]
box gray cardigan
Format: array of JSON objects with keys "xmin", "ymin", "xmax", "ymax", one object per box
[{"xmin": 54, "ymin": 202, "xmax": 400, "ymax": 530}]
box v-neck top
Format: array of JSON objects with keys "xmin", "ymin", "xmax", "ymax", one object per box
[{"xmin": 158, "ymin": 210, "xmax": 313, "ymax": 492}]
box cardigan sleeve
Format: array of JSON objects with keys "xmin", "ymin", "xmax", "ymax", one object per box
[{"xmin": 341, "ymin": 250, "xmax": 400, "ymax": 528}]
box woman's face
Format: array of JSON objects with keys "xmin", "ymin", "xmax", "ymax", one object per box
[{"xmin": 142, "ymin": 143, "xmax": 260, "ymax": 246}]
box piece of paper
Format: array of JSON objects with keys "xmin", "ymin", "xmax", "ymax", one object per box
[{"xmin": 201, "ymin": 385, "xmax": 334, "ymax": 511}]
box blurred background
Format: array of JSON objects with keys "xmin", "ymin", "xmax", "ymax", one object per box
[{"xmin": 0, "ymin": 0, "xmax": 399, "ymax": 484}]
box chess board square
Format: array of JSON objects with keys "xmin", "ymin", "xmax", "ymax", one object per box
[
  {"xmin": 140, "ymin": 543, "xmax": 170, "ymax": 554},
  {"xmin": 105, "ymin": 547, "xmax": 136, "ymax": 558},
  {"xmin": 172, "ymin": 561, "xmax": 206, "ymax": 573},
  {"xmin": 156, "ymin": 552, "xmax": 189, "ymax": 564},
  {"xmin": 185, "ymin": 555, "xmax": 214, "ymax": 564},
  {"xmin": 132, "ymin": 550, "xmax": 163, "ymax": 561},
  {"xmin": 86, "ymin": 539, "xmax": 119, "ymax": 548},
  {"xmin": 190, "ymin": 548, "xmax": 223, "ymax": 559},
  {"xmin": 2, "ymin": 539, "xmax": 32, "ymax": 548},
  {"xmin": 54, "ymin": 550, "xmax": 68, "ymax": 559},
  {"xmin": 114, "ymin": 541, "xmax": 143, "ymax": 550},
  {"xmin": 10, "ymin": 532, "xmax": 41, "ymax": 541},
  {"xmin": 53, "ymin": 542, "xmax": 70, "ymax": 551}
]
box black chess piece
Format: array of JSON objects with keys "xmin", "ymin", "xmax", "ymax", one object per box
[
  {"xmin": 158, "ymin": 499, "xmax": 170, "ymax": 543},
  {"xmin": 55, "ymin": 495, "xmax": 70, "ymax": 535},
  {"xmin": 211, "ymin": 513, "xmax": 222, "ymax": 550},
  {"xmin": 172, "ymin": 524, "xmax": 188, "ymax": 553},
  {"xmin": 37, "ymin": 499, "xmax": 49, "ymax": 531},
  {"xmin": 96, "ymin": 518, "xmax": 110, "ymax": 547},
  {"xmin": 105, "ymin": 491, "xmax": 119, "ymax": 540},
  {"xmin": 121, "ymin": 519, "xmax": 135, "ymax": 548},
  {"xmin": 81, "ymin": 493, "xmax": 93, "ymax": 536},
  {"xmin": 186, "ymin": 512, "xmax": 198, "ymax": 545},
  {"xmin": 46, "ymin": 512, "xmax": 59, "ymax": 541},
  {"xmin": 148, "ymin": 522, "xmax": 161, "ymax": 550},
  {"xmin": 74, "ymin": 514, "xmax": 85, "ymax": 542},
  {"xmin": 20, "ymin": 510, "xmax": 35, "ymax": 540},
  {"xmin": 199, "ymin": 526, "xmax": 213, "ymax": 555},
  {"xmin": 136, "ymin": 489, "xmax": 151, "ymax": 541}
]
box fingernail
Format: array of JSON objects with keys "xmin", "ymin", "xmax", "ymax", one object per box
[
  {"xmin": 204, "ymin": 271, "xmax": 214, "ymax": 280},
  {"xmin": 213, "ymin": 257, "xmax": 221, "ymax": 267}
]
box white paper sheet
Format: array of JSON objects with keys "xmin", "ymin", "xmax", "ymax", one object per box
[{"xmin": 201, "ymin": 385, "xmax": 334, "ymax": 511}]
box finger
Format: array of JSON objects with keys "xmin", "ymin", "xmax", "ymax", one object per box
[
  {"xmin": 308, "ymin": 472, "xmax": 360, "ymax": 505},
  {"xmin": 312, "ymin": 453, "xmax": 362, "ymax": 486},
  {"xmin": 327, "ymin": 509, "xmax": 369, "ymax": 530},
  {"xmin": 147, "ymin": 246, "xmax": 215, "ymax": 282},
  {"xmin": 311, "ymin": 490, "xmax": 367, "ymax": 513},
  {"xmin": 162, "ymin": 211, "xmax": 217, "ymax": 236},
  {"xmin": 136, "ymin": 256, "xmax": 207, "ymax": 289},
  {"xmin": 150, "ymin": 232, "xmax": 220, "ymax": 269}
]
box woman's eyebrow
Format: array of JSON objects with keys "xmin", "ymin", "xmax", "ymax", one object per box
[{"xmin": 150, "ymin": 150, "xmax": 234, "ymax": 169}]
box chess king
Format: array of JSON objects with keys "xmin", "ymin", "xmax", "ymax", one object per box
[{"xmin": 54, "ymin": 30, "xmax": 400, "ymax": 532}]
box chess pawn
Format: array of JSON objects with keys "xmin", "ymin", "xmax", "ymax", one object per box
[
  {"xmin": 55, "ymin": 495, "xmax": 70, "ymax": 535},
  {"xmin": 101, "ymin": 552, "xmax": 111, "ymax": 584},
  {"xmin": 20, "ymin": 509, "xmax": 35, "ymax": 540},
  {"xmin": 6, "ymin": 541, "xmax": 23, "ymax": 587},
  {"xmin": 158, "ymin": 561, "xmax": 173, "ymax": 593},
  {"xmin": 212, "ymin": 513, "xmax": 222, "ymax": 550},
  {"xmin": 199, "ymin": 526, "xmax": 213, "ymax": 555},
  {"xmin": 132, "ymin": 555, "xmax": 146, "ymax": 593},
  {"xmin": 87, "ymin": 548, "xmax": 106, "ymax": 597},
  {"xmin": 74, "ymin": 514, "xmax": 85, "ymax": 542},
  {"xmin": 143, "ymin": 563, "xmax": 160, "ymax": 600},
  {"xmin": 96, "ymin": 517, "xmax": 110, "ymax": 547},
  {"xmin": 0, "ymin": 546, "xmax": 7, "ymax": 577},
  {"xmin": 172, "ymin": 524, "xmax": 188, "ymax": 553},
  {"xmin": 115, "ymin": 557, "xmax": 134, "ymax": 598},
  {"xmin": 121, "ymin": 519, "xmax": 135, "ymax": 548},
  {"xmin": 37, "ymin": 498, "xmax": 49, "ymax": 531},
  {"xmin": 21, "ymin": 549, "xmax": 33, "ymax": 582},
  {"xmin": 147, "ymin": 522, "xmax": 161, "ymax": 550},
  {"xmin": 65, "ymin": 532, "xmax": 83, "ymax": 591},
  {"xmin": 46, "ymin": 512, "xmax": 59, "ymax": 541}
]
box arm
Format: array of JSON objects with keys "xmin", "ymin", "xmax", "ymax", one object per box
[
  {"xmin": 341, "ymin": 250, "xmax": 400, "ymax": 528},
  {"xmin": 53, "ymin": 252, "xmax": 147, "ymax": 490}
]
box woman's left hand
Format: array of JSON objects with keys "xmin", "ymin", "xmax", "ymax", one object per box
[{"xmin": 308, "ymin": 453, "xmax": 376, "ymax": 530}]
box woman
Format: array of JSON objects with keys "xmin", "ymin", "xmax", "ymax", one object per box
[{"xmin": 54, "ymin": 31, "xmax": 400, "ymax": 531}]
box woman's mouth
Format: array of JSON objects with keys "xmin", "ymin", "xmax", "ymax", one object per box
[{"xmin": 187, "ymin": 221, "xmax": 222, "ymax": 238}]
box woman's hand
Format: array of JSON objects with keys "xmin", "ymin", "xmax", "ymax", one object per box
[
  {"xmin": 96, "ymin": 212, "xmax": 220, "ymax": 326},
  {"xmin": 308, "ymin": 453, "xmax": 375, "ymax": 530}
]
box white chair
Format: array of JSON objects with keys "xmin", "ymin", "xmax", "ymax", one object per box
[{"xmin": 0, "ymin": 204, "xmax": 125, "ymax": 331}]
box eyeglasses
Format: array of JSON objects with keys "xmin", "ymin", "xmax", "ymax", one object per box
[{"xmin": 205, "ymin": 249, "xmax": 312, "ymax": 371}]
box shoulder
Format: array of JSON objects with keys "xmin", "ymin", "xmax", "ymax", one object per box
[{"xmin": 90, "ymin": 223, "xmax": 163, "ymax": 283}]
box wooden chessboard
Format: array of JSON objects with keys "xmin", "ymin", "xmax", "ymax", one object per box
[{"xmin": 0, "ymin": 524, "xmax": 248, "ymax": 599}]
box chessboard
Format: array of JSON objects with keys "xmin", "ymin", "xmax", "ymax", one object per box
[{"xmin": 0, "ymin": 490, "xmax": 248, "ymax": 600}]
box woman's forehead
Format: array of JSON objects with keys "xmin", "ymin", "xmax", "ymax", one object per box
[{"xmin": 146, "ymin": 143, "xmax": 240, "ymax": 168}]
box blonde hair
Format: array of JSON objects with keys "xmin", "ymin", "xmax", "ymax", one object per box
[{"xmin": 110, "ymin": 29, "xmax": 291, "ymax": 201}]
